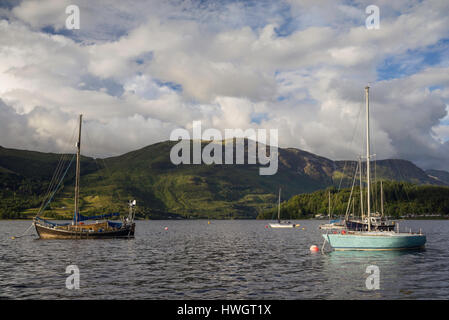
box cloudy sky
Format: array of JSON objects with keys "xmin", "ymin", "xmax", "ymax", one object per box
[{"xmin": 0, "ymin": 0, "xmax": 449, "ymax": 170}]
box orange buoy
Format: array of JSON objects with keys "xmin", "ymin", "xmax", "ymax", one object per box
[
  {"xmin": 310, "ymin": 245, "xmax": 319, "ymax": 252},
  {"xmin": 341, "ymin": 230, "xmax": 346, "ymax": 235}
]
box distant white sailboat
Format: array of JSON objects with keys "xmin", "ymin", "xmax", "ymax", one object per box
[
  {"xmin": 269, "ymin": 188, "xmax": 299, "ymax": 228},
  {"xmin": 319, "ymin": 191, "xmax": 345, "ymax": 230}
]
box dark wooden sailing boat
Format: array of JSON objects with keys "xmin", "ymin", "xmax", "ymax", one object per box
[{"xmin": 33, "ymin": 115, "xmax": 135, "ymax": 239}]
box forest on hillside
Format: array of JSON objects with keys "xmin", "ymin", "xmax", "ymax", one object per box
[{"xmin": 257, "ymin": 181, "xmax": 449, "ymax": 219}]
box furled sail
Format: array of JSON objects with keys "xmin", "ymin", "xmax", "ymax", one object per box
[{"xmin": 74, "ymin": 212, "xmax": 120, "ymax": 222}]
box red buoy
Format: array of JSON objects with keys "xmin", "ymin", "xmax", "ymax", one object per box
[
  {"xmin": 341, "ymin": 230, "xmax": 346, "ymax": 235},
  {"xmin": 310, "ymin": 245, "xmax": 319, "ymax": 252}
]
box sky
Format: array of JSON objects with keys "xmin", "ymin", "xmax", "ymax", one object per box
[{"xmin": 0, "ymin": 0, "xmax": 449, "ymax": 170}]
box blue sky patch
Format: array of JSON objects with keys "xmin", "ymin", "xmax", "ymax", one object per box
[
  {"xmin": 155, "ymin": 79, "xmax": 183, "ymax": 93},
  {"xmin": 79, "ymin": 75, "xmax": 124, "ymax": 97},
  {"xmin": 135, "ymin": 51, "xmax": 154, "ymax": 65},
  {"xmin": 251, "ymin": 112, "xmax": 269, "ymax": 124},
  {"xmin": 377, "ymin": 38, "xmax": 449, "ymax": 81}
]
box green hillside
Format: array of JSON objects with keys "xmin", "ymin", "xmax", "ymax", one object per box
[
  {"xmin": 0, "ymin": 146, "xmax": 98, "ymax": 179},
  {"xmin": 79, "ymin": 140, "xmax": 329, "ymax": 219},
  {"xmin": 0, "ymin": 141, "xmax": 447, "ymax": 219}
]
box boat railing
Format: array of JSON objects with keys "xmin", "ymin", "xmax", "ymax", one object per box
[
  {"xmin": 34, "ymin": 216, "xmax": 65, "ymax": 229},
  {"xmin": 395, "ymin": 222, "xmax": 424, "ymax": 235}
]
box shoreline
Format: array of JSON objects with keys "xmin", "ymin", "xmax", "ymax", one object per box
[{"xmin": 2, "ymin": 216, "xmax": 449, "ymax": 221}]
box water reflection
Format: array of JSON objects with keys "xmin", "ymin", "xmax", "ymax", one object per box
[
  {"xmin": 327, "ymin": 248, "xmax": 425, "ymax": 260},
  {"xmin": 322, "ymin": 248, "xmax": 430, "ymax": 299}
]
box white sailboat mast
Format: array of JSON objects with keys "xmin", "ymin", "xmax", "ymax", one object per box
[
  {"xmin": 74, "ymin": 114, "xmax": 82, "ymax": 226},
  {"xmin": 381, "ymin": 180, "xmax": 384, "ymax": 217},
  {"xmin": 365, "ymin": 86, "xmax": 371, "ymax": 231},
  {"xmin": 278, "ymin": 188, "xmax": 281, "ymax": 222},
  {"xmin": 359, "ymin": 156, "xmax": 364, "ymax": 219}
]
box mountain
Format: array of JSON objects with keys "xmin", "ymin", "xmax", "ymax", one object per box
[
  {"xmin": 334, "ymin": 159, "xmax": 442, "ymax": 186},
  {"xmin": 0, "ymin": 141, "xmax": 447, "ymax": 219},
  {"xmin": 426, "ymin": 169, "xmax": 449, "ymax": 185},
  {"xmin": 0, "ymin": 145, "xmax": 98, "ymax": 179}
]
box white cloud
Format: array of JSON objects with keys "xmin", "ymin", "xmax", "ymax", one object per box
[
  {"xmin": 1, "ymin": 0, "xmax": 449, "ymax": 171},
  {"xmin": 12, "ymin": 0, "xmax": 71, "ymax": 30}
]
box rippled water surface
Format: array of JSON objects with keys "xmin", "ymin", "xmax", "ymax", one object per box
[{"xmin": 1, "ymin": 220, "xmax": 448, "ymax": 299}]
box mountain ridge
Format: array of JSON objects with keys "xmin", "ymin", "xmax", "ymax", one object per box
[{"xmin": 0, "ymin": 140, "xmax": 447, "ymax": 219}]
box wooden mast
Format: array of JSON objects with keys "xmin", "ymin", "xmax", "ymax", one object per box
[
  {"xmin": 365, "ymin": 86, "xmax": 371, "ymax": 231},
  {"xmin": 74, "ymin": 114, "xmax": 82, "ymax": 226}
]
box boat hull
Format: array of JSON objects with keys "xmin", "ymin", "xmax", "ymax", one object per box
[
  {"xmin": 319, "ymin": 224, "xmax": 345, "ymax": 230},
  {"xmin": 269, "ymin": 223, "xmax": 298, "ymax": 228},
  {"xmin": 323, "ymin": 232, "xmax": 426, "ymax": 251},
  {"xmin": 35, "ymin": 223, "xmax": 135, "ymax": 239}
]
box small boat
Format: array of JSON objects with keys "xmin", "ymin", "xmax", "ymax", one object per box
[
  {"xmin": 269, "ymin": 188, "xmax": 299, "ymax": 228},
  {"xmin": 344, "ymin": 174, "xmax": 395, "ymax": 231},
  {"xmin": 345, "ymin": 214, "xmax": 395, "ymax": 232},
  {"xmin": 33, "ymin": 114, "xmax": 136, "ymax": 239},
  {"xmin": 320, "ymin": 219, "xmax": 345, "ymax": 230},
  {"xmin": 323, "ymin": 87, "xmax": 426, "ymax": 250},
  {"xmin": 319, "ymin": 191, "xmax": 345, "ymax": 230},
  {"xmin": 269, "ymin": 222, "xmax": 298, "ymax": 228}
]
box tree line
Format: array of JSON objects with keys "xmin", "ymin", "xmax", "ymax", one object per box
[{"xmin": 257, "ymin": 181, "xmax": 449, "ymax": 219}]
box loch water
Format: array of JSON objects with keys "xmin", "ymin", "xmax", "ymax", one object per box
[{"xmin": 1, "ymin": 219, "xmax": 448, "ymax": 299}]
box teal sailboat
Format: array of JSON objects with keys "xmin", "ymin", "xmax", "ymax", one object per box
[{"xmin": 322, "ymin": 87, "xmax": 426, "ymax": 251}]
